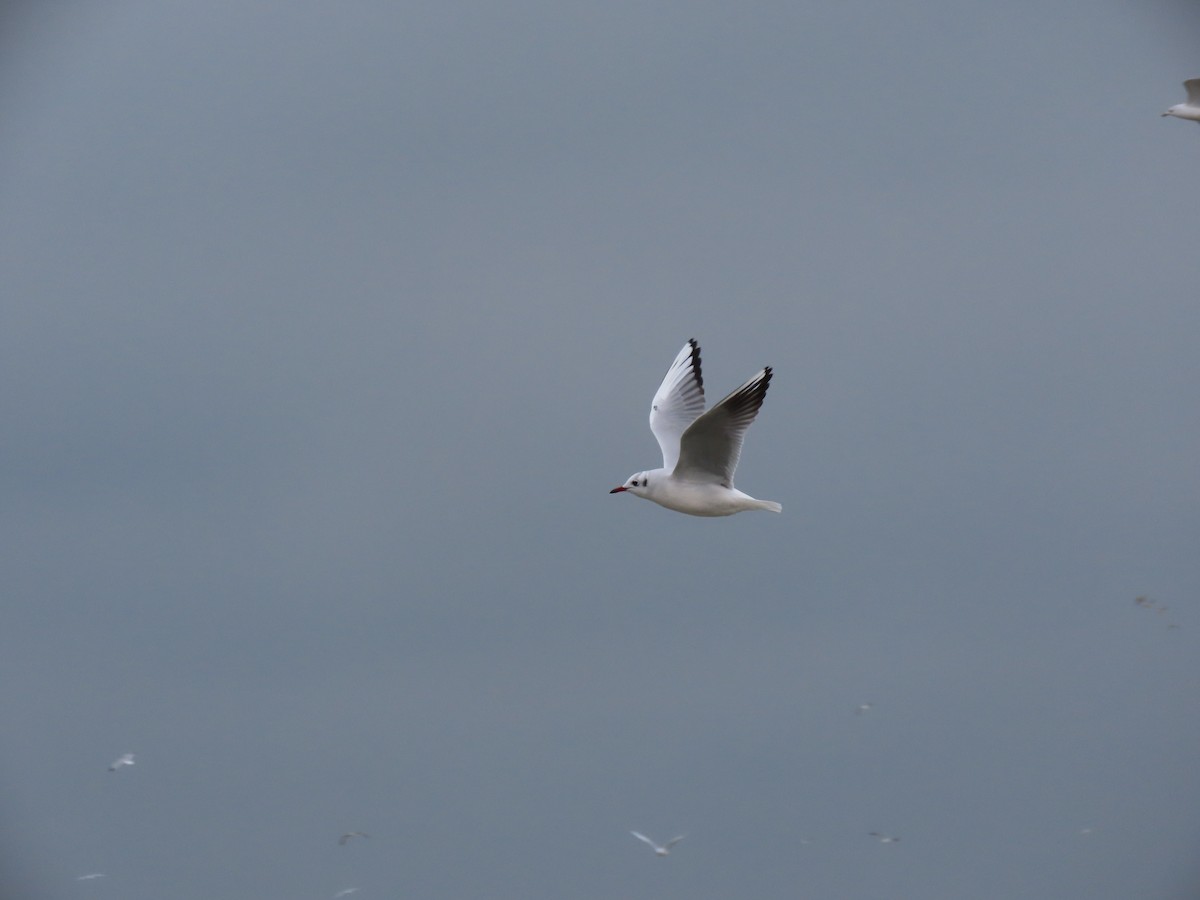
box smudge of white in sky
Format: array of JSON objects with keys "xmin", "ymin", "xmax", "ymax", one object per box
[
  {"xmin": 338, "ymin": 832, "xmax": 370, "ymax": 846},
  {"xmin": 107, "ymin": 753, "xmax": 135, "ymax": 772},
  {"xmin": 629, "ymin": 831, "xmax": 685, "ymax": 856}
]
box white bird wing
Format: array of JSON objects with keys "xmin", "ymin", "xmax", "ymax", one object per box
[
  {"xmin": 1185, "ymin": 78, "xmax": 1200, "ymax": 105},
  {"xmin": 664, "ymin": 835, "xmax": 685, "ymax": 850},
  {"xmin": 630, "ymin": 831, "xmax": 659, "ymax": 849},
  {"xmin": 673, "ymin": 366, "xmax": 772, "ymax": 486},
  {"xmin": 648, "ymin": 340, "xmax": 706, "ymax": 471}
]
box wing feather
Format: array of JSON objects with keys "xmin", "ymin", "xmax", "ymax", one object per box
[
  {"xmin": 1186, "ymin": 78, "xmax": 1200, "ymax": 105},
  {"xmin": 648, "ymin": 339, "xmax": 706, "ymax": 471},
  {"xmin": 673, "ymin": 367, "xmax": 772, "ymax": 486}
]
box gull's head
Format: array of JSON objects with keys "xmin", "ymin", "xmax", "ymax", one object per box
[
  {"xmin": 1163, "ymin": 105, "xmax": 1179, "ymax": 117},
  {"xmin": 610, "ymin": 472, "xmax": 651, "ymax": 497}
]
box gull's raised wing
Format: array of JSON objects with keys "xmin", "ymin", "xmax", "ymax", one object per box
[
  {"xmin": 1185, "ymin": 78, "xmax": 1200, "ymax": 105},
  {"xmin": 649, "ymin": 340, "xmax": 706, "ymax": 471},
  {"xmin": 673, "ymin": 367, "xmax": 772, "ymax": 486}
]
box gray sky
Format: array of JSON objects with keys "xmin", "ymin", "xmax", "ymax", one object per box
[{"xmin": 2, "ymin": 2, "xmax": 1198, "ymax": 898}]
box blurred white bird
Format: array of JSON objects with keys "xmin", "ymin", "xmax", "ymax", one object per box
[
  {"xmin": 854, "ymin": 703, "xmax": 873, "ymax": 715},
  {"xmin": 338, "ymin": 831, "xmax": 370, "ymax": 845},
  {"xmin": 1162, "ymin": 78, "xmax": 1200, "ymax": 122},
  {"xmin": 76, "ymin": 873, "xmax": 106, "ymax": 881},
  {"xmin": 610, "ymin": 339, "xmax": 781, "ymax": 516},
  {"xmin": 333, "ymin": 889, "xmax": 359, "ymax": 898},
  {"xmin": 869, "ymin": 832, "xmax": 900, "ymax": 843},
  {"xmin": 107, "ymin": 753, "xmax": 135, "ymax": 772},
  {"xmin": 630, "ymin": 831, "xmax": 685, "ymax": 856}
]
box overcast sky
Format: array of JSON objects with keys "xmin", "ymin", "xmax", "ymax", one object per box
[{"xmin": 1, "ymin": 2, "xmax": 1198, "ymax": 898}]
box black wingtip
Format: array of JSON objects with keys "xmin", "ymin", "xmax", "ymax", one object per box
[{"xmin": 686, "ymin": 338, "xmax": 703, "ymax": 392}]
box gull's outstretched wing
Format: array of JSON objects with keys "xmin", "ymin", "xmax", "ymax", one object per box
[
  {"xmin": 648, "ymin": 340, "xmax": 705, "ymax": 471},
  {"xmin": 673, "ymin": 366, "xmax": 772, "ymax": 486},
  {"xmin": 630, "ymin": 831, "xmax": 658, "ymax": 850},
  {"xmin": 1185, "ymin": 78, "xmax": 1200, "ymax": 105},
  {"xmin": 664, "ymin": 835, "xmax": 686, "ymax": 850}
]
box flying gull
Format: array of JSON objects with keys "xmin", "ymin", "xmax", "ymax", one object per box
[
  {"xmin": 107, "ymin": 753, "xmax": 135, "ymax": 772},
  {"xmin": 611, "ymin": 339, "xmax": 781, "ymax": 516},
  {"xmin": 630, "ymin": 831, "xmax": 685, "ymax": 856},
  {"xmin": 1163, "ymin": 79, "xmax": 1200, "ymax": 123}
]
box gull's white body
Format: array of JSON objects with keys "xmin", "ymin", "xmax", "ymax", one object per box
[
  {"xmin": 108, "ymin": 753, "xmax": 135, "ymax": 772},
  {"xmin": 1163, "ymin": 78, "xmax": 1200, "ymax": 121},
  {"xmin": 611, "ymin": 339, "xmax": 780, "ymax": 517},
  {"xmin": 630, "ymin": 831, "xmax": 685, "ymax": 856}
]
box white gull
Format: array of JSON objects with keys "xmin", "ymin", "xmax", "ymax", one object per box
[
  {"xmin": 107, "ymin": 753, "xmax": 135, "ymax": 772},
  {"xmin": 610, "ymin": 339, "xmax": 781, "ymax": 516},
  {"xmin": 1162, "ymin": 79, "xmax": 1200, "ymax": 122}
]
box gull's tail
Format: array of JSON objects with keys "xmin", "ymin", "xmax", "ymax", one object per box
[{"xmin": 758, "ymin": 500, "xmax": 782, "ymax": 513}]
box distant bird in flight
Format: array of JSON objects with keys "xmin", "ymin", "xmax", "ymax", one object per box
[
  {"xmin": 630, "ymin": 831, "xmax": 685, "ymax": 856},
  {"xmin": 869, "ymin": 832, "xmax": 900, "ymax": 843},
  {"xmin": 108, "ymin": 753, "xmax": 135, "ymax": 772},
  {"xmin": 610, "ymin": 339, "xmax": 781, "ymax": 516},
  {"xmin": 1162, "ymin": 79, "xmax": 1200, "ymax": 123},
  {"xmin": 338, "ymin": 832, "xmax": 370, "ymax": 845},
  {"xmin": 333, "ymin": 889, "xmax": 359, "ymax": 898},
  {"xmin": 76, "ymin": 873, "xmax": 106, "ymax": 881},
  {"xmin": 854, "ymin": 703, "xmax": 874, "ymax": 715},
  {"xmin": 1134, "ymin": 595, "xmax": 1167, "ymax": 614}
]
